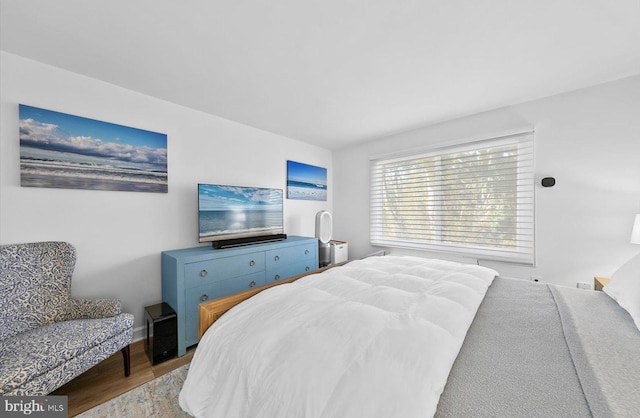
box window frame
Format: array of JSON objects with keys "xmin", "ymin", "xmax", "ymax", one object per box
[{"xmin": 369, "ymin": 130, "xmax": 535, "ymax": 265}]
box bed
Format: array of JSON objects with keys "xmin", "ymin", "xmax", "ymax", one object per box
[{"xmin": 179, "ymin": 255, "xmax": 640, "ymax": 417}]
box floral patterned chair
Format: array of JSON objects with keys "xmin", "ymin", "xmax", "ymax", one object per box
[{"xmin": 0, "ymin": 241, "xmax": 134, "ymax": 396}]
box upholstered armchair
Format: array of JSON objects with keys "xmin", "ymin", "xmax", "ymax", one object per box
[{"xmin": 0, "ymin": 241, "xmax": 134, "ymax": 396}]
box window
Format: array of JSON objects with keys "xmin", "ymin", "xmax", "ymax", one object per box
[{"xmin": 370, "ymin": 131, "xmax": 534, "ymax": 264}]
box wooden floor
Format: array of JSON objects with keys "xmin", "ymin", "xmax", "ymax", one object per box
[{"xmin": 52, "ymin": 340, "xmax": 194, "ymax": 417}]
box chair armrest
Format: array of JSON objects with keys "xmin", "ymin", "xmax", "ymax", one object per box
[{"xmin": 63, "ymin": 298, "xmax": 122, "ymax": 319}]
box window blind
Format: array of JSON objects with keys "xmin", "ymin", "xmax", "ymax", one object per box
[{"xmin": 370, "ymin": 132, "xmax": 535, "ymax": 264}]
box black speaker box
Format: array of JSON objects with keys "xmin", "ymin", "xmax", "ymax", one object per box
[{"xmin": 145, "ymin": 303, "xmax": 177, "ymax": 365}]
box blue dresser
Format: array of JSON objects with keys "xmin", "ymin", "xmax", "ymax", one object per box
[{"xmin": 161, "ymin": 236, "xmax": 318, "ymax": 356}]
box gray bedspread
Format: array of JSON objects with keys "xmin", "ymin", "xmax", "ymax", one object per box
[{"xmin": 436, "ymin": 277, "xmax": 640, "ymax": 418}]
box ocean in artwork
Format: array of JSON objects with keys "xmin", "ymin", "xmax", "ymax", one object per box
[
  {"xmin": 19, "ymin": 105, "xmax": 168, "ymax": 193},
  {"xmin": 286, "ymin": 160, "xmax": 327, "ymax": 201}
]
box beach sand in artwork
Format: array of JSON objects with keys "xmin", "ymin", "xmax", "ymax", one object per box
[
  {"xmin": 21, "ymin": 173, "xmax": 168, "ymax": 193},
  {"xmin": 20, "ymin": 156, "xmax": 168, "ymax": 193},
  {"xmin": 287, "ymin": 186, "xmax": 327, "ymax": 201}
]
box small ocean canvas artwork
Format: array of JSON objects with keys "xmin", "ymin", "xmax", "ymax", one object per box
[
  {"xmin": 287, "ymin": 160, "xmax": 327, "ymax": 201},
  {"xmin": 19, "ymin": 104, "xmax": 168, "ymax": 193}
]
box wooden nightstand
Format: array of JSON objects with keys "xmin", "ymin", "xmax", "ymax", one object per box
[{"xmin": 594, "ymin": 276, "xmax": 610, "ymax": 291}]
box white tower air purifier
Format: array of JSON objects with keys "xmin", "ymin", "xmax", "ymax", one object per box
[{"xmin": 316, "ymin": 210, "xmax": 333, "ymax": 267}]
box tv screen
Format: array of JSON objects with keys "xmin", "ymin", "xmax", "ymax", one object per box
[{"xmin": 198, "ymin": 184, "xmax": 285, "ymax": 247}]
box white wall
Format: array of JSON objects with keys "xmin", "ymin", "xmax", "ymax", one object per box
[
  {"xmin": 0, "ymin": 52, "xmax": 333, "ymax": 338},
  {"xmin": 334, "ymin": 75, "xmax": 640, "ymax": 288}
]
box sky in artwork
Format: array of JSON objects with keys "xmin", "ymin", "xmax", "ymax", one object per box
[
  {"xmin": 287, "ymin": 160, "xmax": 327, "ymax": 186},
  {"xmin": 19, "ymin": 104, "xmax": 167, "ymax": 168}
]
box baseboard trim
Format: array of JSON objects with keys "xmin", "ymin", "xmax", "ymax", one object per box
[{"xmin": 132, "ymin": 325, "xmax": 145, "ymax": 343}]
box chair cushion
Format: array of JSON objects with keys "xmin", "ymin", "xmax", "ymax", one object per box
[
  {"xmin": 0, "ymin": 242, "xmax": 76, "ymax": 340},
  {"xmin": 0, "ymin": 313, "xmax": 134, "ymax": 395}
]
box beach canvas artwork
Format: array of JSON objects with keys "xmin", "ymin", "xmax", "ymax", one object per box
[
  {"xmin": 19, "ymin": 104, "xmax": 168, "ymax": 193},
  {"xmin": 287, "ymin": 160, "xmax": 327, "ymax": 201}
]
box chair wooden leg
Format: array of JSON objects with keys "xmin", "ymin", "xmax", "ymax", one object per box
[{"xmin": 121, "ymin": 345, "xmax": 131, "ymax": 377}]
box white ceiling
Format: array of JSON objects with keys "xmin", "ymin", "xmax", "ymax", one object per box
[{"xmin": 2, "ymin": 1, "xmax": 639, "ymax": 150}]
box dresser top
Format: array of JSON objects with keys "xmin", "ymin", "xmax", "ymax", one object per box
[{"xmin": 162, "ymin": 235, "xmax": 317, "ymax": 260}]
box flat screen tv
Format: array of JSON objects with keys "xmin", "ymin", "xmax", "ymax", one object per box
[{"xmin": 198, "ymin": 184, "xmax": 286, "ymax": 249}]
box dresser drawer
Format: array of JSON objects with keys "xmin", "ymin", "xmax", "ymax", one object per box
[
  {"xmin": 213, "ymin": 272, "xmax": 266, "ymax": 297},
  {"xmin": 266, "ymin": 260, "xmax": 316, "ymax": 284},
  {"xmin": 184, "ymin": 253, "xmax": 265, "ymax": 288},
  {"xmin": 266, "ymin": 244, "xmax": 315, "ymax": 270},
  {"xmin": 185, "ymin": 283, "xmax": 217, "ymax": 345},
  {"xmin": 184, "ymin": 272, "xmax": 266, "ymax": 343}
]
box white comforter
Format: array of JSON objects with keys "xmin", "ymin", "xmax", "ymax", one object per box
[{"xmin": 179, "ymin": 255, "xmax": 497, "ymax": 418}]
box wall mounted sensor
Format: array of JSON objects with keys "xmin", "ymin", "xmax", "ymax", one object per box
[{"xmin": 541, "ymin": 177, "xmax": 556, "ymax": 188}]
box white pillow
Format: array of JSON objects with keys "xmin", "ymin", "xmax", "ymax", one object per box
[{"xmin": 604, "ymin": 252, "xmax": 640, "ymax": 332}]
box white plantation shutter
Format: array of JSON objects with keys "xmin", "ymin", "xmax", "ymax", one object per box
[{"xmin": 370, "ymin": 131, "xmax": 535, "ymax": 264}]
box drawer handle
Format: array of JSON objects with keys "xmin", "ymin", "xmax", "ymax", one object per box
[
  {"xmin": 249, "ymin": 281, "xmax": 257, "ymax": 287},
  {"xmin": 200, "ymin": 269, "xmax": 208, "ymax": 277},
  {"xmin": 305, "ymin": 249, "xmax": 309, "ymax": 255},
  {"xmin": 274, "ymin": 255, "xmax": 280, "ymax": 261},
  {"xmin": 274, "ymin": 274, "xmax": 281, "ymax": 281},
  {"xmin": 249, "ymin": 260, "xmax": 256, "ymax": 267},
  {"xmin": 200, "ymin": 294, "xmax": 209, "ymax": 302},
  {"xmin": 305, "ymin": 266, "xmax": 310, "ymax": 271}
]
